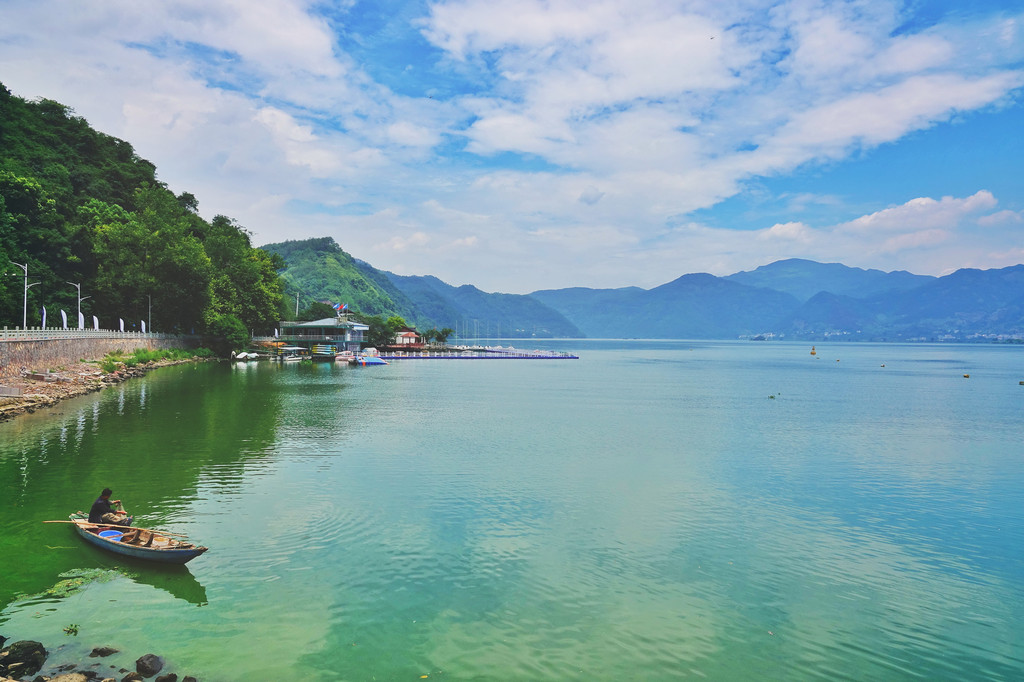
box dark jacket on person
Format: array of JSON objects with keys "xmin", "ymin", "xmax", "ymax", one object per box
[{"xmin": 89, "ymin": 497, "xmax": 114, "ymax": 523}]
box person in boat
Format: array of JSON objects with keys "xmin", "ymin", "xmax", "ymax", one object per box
[{"xmin": 88, "ymin": 488, "xmax": 130, "ymax": 526}]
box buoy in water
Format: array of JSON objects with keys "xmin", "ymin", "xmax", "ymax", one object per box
[
  {"xmin": 810, "ymin": 346, "xmax": 816, "ymax": 355},
  {"xmin": 963, "ymin": 374, "xmax": 970, "ymax": 378}
]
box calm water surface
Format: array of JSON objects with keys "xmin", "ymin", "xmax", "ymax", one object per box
[{"xmin": 1, "ymin": 341, "xmax": 1022, "ymax": 680}]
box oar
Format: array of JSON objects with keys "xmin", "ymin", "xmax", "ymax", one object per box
[{"xmin": 42, "ymin": 520, "xmax": 190, "ymax": 538}]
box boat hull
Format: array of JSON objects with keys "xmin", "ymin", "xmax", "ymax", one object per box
[
  {"xmin": 70, "ymin": 516, "xmax": 208, "ymax": 565},
  {"xmin": 354, "ymin": 355, "xmax": 388, "ymax": 365}
]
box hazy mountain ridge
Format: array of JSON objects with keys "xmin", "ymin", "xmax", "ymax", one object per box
[
  {"xmin": 384, "ymin": 273, "xmax": 583, "ymax": 338},
  {"xmin": 535, "ymin": 260, "xmax": 1024, "ymax": 340},
  {"xmin": 261, "ymin": 237, "xmax": 582, "ymax": 337},
  {"xmin": 263, "ymin": 239, "xmax": 1023, "ymax": 341}
]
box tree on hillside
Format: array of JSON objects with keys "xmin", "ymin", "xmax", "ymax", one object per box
[
  {"xmin": 426, "ymin": 327, "xmax": 455, "ymax": 343},
  {"xmin": 1, "ymin": 82, "xmax": 286, "ymax": 341},
  {"xmin": 0, "ymin": 171, "xmax": 74, "ymax": 325},
  {"xmin": 359, "ymin": 314, "xmax": 407, "ymax": 348},
  {"xmin": 202, "ymin": 215, "xmax": 283, "ymax": 334},
  {"xmin": 78, "ymin": 198, "xmax": 155, "ymax": 326},
  {"xmin": 299, "ymin": 301, "xmax": 337, "ymax": 321}
]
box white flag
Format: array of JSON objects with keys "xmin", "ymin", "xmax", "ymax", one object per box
[
  {"xmin": 141, "ymin": 320, "xmax": 146, "ymax": 333},
  {"xmin": 41, "ymin": 307, "xmax": 47, "ymax": 329},
  {"xmin": 60, "ymin": 310, "xmax": 68, "ymax": 329},
  {"xmin": 274, "ymin": 328, "xmax": 279, "ymax": 338},
  {"xmin": 119, "ymin": 318, "xmax": 124, "ymax": 332},
  {"xmin": 93, "ymin": 316, "xmax": 99, "ymax": 330},
  {"xmin": 78, "ymin": 311, "xmax": 84, "ymax": 329}
]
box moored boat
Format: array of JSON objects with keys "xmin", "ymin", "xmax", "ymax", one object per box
[
  {"xmin": 68, "ymin": 513, "xmax": 208, "ymax": 565},
  {"xmin": 354, "ymin": 355, "xmax": 388, "ymax": 365}
]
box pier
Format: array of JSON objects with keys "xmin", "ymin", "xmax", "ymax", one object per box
[{"xmin": 381, "ymin": 346, "xmax": 578, "ymax": 360}]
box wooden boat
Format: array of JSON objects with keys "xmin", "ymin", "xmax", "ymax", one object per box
[{"xmin": 68, "ymin": 513, "xmax": 208, "ymax": 565}]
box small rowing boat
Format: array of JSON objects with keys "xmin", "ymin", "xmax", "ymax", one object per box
[{"xmin": 66, "ymin": 513, "xmax": 209, "ymax": 565}]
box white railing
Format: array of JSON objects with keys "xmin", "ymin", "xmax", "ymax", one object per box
[
  {"xmin": 383, "ymin": 348, "xmax": 579, "ymax": 359},
  {"xmin": 1, "ymin": 327, "xmax": 186, "ymax": 341}
]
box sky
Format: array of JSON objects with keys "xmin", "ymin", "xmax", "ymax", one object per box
[{"xmin": 1, "ymin": 0, "xmax": 1022, "ymax": 294}]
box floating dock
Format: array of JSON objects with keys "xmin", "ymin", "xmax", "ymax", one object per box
[{"xmin": 381, "ymin": 347, "xmax": 578, "ymax": 360}]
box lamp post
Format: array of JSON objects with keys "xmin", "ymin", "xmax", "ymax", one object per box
[
  {"xmin": 66, "ymin": 281, "xmax": 91, "ymax": 327},
  {"xmin": 8, "ymin": 262, "xmax": 40, "ymax": 329}
]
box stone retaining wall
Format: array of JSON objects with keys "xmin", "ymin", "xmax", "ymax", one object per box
[{"xmin": 0, "ymin": 337, "xmax": 194, "ymax": 380}]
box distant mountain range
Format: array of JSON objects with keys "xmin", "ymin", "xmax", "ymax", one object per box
[
  {"xmin": 262, "ymin": 238, "xmax": 1024, "ymax": 341},
  {"xmin": 261, "ymin": 237, "xmax": 581, "ymax": 338}
]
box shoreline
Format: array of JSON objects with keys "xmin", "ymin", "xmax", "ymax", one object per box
[{"xmin": 0, "ymin": 357, "xmax": 212, "ymax": 423}]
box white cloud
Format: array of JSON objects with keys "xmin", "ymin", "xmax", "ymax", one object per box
[
  {"xmin": 977, "ymin": 210, "xmax": 1024, "ymax": 226},
  {"xmin": 740, "ymin": 73, "xmax": 1024, "ymax": 175},
  {"xmin": 0, "ymin": 0, "xmax": 1021, "ymax": 293},
  {"xmin": 838, "ymin": 191, "xmax": 998, "ymax": 233},
  {"xmin": 760, "ymin": 222, "xmax": 814, "ymax": 243}
]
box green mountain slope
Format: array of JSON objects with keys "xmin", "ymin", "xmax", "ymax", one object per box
[
  {"xmin": 1, "ymin": 82, "xmax": 282, "ymax": 341},
  {"xmin": 260, "ymin": 237, "xmax": 421, "ymax": 323}
]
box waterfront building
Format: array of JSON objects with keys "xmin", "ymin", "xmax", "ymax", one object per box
[{"xmin": 272, "ymin": 315, "xmax": 368, "ymax": 355}]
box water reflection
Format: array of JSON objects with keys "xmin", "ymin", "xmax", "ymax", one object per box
[
  {"xmin": 0, "ymin": 362, "xmax": 287, "ymax": 607},
  {"xmin": 128, "ymin": 564, "xmax": 208, "ymax": 607}
]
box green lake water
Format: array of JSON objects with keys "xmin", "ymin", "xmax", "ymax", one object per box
[{"xmin": 1, "ymin": 340, "xmax": 1022, "ymax": 680}]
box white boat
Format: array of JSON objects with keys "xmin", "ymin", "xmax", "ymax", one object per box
[
  {"xmin": 354, "ymin": 354, "xmax": 388, "ymax": 366},
  {"xmin": 278, "ymin": 346, "xmax": 307, "ymax": 362}
]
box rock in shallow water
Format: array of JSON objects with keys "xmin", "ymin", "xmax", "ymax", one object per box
[
  {"xmin": 0, "ymin": 639, "xmax": 47, "ymax": 678},
  {"xmin": 135, "ymin": 653, "xmax": 164, "ymax": 677}
]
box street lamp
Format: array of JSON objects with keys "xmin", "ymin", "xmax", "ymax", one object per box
[
  {"xmin": 66, "ymin": 281, "xmax": 91, "ymax": 328},
  {"xmin": 8, "ymin": 262, "xmax": 40, "ymax": 329}
]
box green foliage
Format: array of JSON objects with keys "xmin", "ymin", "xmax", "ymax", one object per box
[
  {"xmin": 97, "ymin": 346, "xmax": 213, "ymax": 373},
  {"xmin": 358, "ymin": 314, "xmax": 408, "ymax": 348},
  {"xmin": 131, "ymin": 347, "xmax": 162, "ymax": 364},
  {"xmin": 0, "ymin": 171, "xmax": 69, "ymax": 324},
  {"xmin": 423, "ymin": 327, "xmax": 455, "ymax": 343},
  {"xmin": 205, "ymin": 313, "xmax": 248, "ymax": 355},
  {"xmin": 262, "ymin": 237, "xmax": 421, "ymax": 323},
  {"xmin": 299, "ymin": 301, "xmax": 338, "ymax": 321},
  {"xmin": 0, "ymin": 82, "xmax": 284, "ymax": 333}
]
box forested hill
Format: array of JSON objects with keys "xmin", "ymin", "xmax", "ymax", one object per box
[
  {"xmin": 262, "ymin": 237, "xmax": 583, "ymax": 338},
  {"xmin": 261, "ymin": 237, "xmax": 422, "ymax": 323},
  {"xmin": 0, "ymin": 82, "xmax": 283, "ymax": 347}
]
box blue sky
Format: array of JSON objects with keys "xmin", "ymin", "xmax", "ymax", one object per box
[{"xmin": 1, "ymin": 0, "xmax": 1021, "ymax": 293}]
